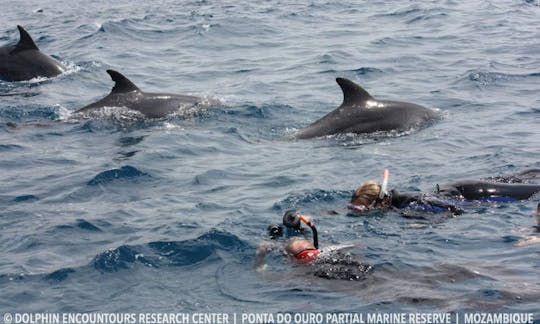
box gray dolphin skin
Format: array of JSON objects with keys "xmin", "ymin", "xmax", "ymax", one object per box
[
  {"xmin": 0, "ymin": 25, "xmax": 66, "ymax": 82},
  {"xmin": 295, "ymin": 78, "xmax": 440, "ymax": 139},
  {"xmin": 75, "ymin": 70, "xmax": 220, "ymax": 118}
]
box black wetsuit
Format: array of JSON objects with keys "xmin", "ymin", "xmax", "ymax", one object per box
[{"xmin": 389, "ymin": 189, "xmax": 464, "ymax": 214}]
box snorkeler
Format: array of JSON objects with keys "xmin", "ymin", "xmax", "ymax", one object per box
[
  {"xmin": 256, "ymin": 210, "xmax": 372, "ymax": 280},
  {"xmin": 283, "ymin": 210, "xmax": 321, "ymax": 261},
  {"xmin": 256, "ymin": 210, "xmax": 320, "ymax": 268},
  {"xmin": 350, "ymin": 169, "xmax": 540, "ymax": 215},
  {"xmin": 515, "ymin": 203, "xmax": 540, "ymax": 247},
  {"xmin": 535, "ymin": 202, "xmax": 540, "ymax": 231}
]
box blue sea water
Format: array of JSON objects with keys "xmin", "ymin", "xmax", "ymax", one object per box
[{"xmin": 1, "ymin": 0, "xmax": 540, "ymax": 317}]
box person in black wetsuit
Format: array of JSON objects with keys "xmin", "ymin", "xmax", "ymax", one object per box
[
  {"xmin": 256, "ymin": 210, "xmax": 372, "ymax": 280},
  {"xmin": 350, "ymin": 169, "xmax": 540, "ymax": 215},
  {"xmin": 516, "ymin": 203, "xmax": 540, "ymax": 247},
  {"xmin": 537, "ymin": 203, "xmax": 540, "ymax": 229}
]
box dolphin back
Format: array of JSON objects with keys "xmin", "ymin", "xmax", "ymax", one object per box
[
  {"xmin": 74, "ymin": 70, "xmax": 220, "ymax": 118},
  {"xmin": 295, "ymin": 78, "xmax": 439, "ymax": 139},
  {"xmin": 0, "ymin": 25, "xmax": 65, "ymax": 81}
]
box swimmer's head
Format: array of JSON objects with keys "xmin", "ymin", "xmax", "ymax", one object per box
[
  {"xmin": 285, "ymin": 238, "xmax": 315, "ymax": 255},
  {"xmin": 351, "ymin": 180, "xmax": 381, "ymax": 208},
  {"xmin": 283, "ymin": 210, "xmax": 302, "ymax": 229}
]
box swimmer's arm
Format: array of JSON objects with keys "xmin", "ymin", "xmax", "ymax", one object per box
[
  {"xmin": 398, "ymin": 192, "xmax": 464, "ymax": 215},
  {"xmin": 515, "ymin": 236, "xmax": 540, "ymax": 247},
  {"xmin": 422, "ymin": 197, "xmax": 464, "ymax": 215},
  {"xmin": 255, "ymin": 242, "xmax": 275, "ymax": 271}
]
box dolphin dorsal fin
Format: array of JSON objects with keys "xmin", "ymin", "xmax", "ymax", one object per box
[
  {"xmin": 107, "ymin": 70, "xmax": 140, "ymax": 93},
  {"xmin": 336, "ymin": 78, "xmax": 374, "ymax": 106},
  {"xmin": 14, "ymin": 25, "xmax": 39, "ymax": 52}
]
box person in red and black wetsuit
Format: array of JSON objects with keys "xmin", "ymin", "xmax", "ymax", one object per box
[
  {"xmin": 256, "ymin": 210, "xmax": 320, "ymax": 268},
  {"xmin": 256, "ymin": 210, "xmax": 372, "ymax": 280},
  {"xmin": 281, "ymin": 210, "xmax": 320, "ymax": 262}
]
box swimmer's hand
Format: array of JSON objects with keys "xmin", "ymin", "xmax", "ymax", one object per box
[
  {"xmin": 255, "ymin": 263, "xmax": 267, "ymax": 272},
  {"xmin": 515, "ymin": 236, "xmax": 540, "ymax": 247},
  {"xmin": 348, "ymin": 204, "xmax": 368, "ymax": 213},
  {"xmin": 255, "ymin": 243, "xmax": 272, "ymax": 271}
]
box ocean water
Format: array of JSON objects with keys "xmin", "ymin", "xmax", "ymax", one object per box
[{"xmin": 1, "ymin": 0, "xmax": 540, "ymax": 317}]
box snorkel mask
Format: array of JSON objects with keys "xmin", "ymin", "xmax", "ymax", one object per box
[{"xmin": 283, "ymin": 210, "xmax": 302, "ymax": 230}]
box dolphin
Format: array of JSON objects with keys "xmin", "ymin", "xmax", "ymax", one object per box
[
  {"xmin": 0, "ymin": 25, "xmax": 66, "ymax": 81},
  {"xmin": 437, "ymin": 180, "xmax": 540, "ymax": 201},
  {"xmin": 74, "ymin": 70, "xmax": 220, "ymax": 118},
  {"xmin": 295, "ymin": 78, "xmax": 440, "ymax": 139}
]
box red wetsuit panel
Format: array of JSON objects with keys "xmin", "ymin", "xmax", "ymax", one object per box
[{"xmin": 294, "ymin": 249, "xmax": 320, "ymax": 262}]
